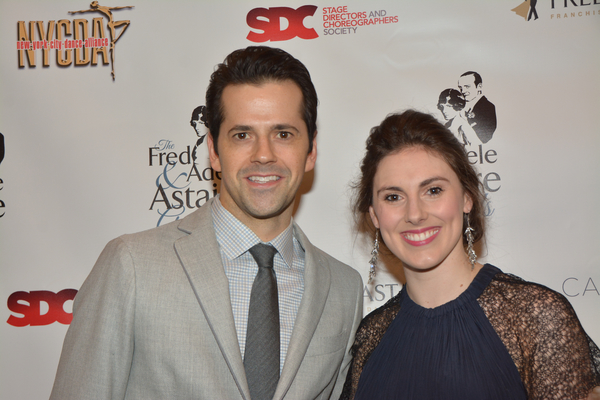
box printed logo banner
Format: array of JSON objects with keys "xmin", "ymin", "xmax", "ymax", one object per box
[{"xmin": 1, "ymin": 2, "xmax": 598, "ymax": 399}]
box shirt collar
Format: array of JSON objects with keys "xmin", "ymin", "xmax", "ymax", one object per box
[{"xmin": 211, "ymin": 195, "xmax": 295, "ymax": 268}]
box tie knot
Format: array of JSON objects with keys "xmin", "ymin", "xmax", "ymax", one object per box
[{"xmin": 248, "ymin": 243, "xmax": 277, "ymax": 269}]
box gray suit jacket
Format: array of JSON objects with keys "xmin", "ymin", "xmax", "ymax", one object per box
[{"xmin": 50, "ymin": 199, "xmax": 363, "ymax": 400}]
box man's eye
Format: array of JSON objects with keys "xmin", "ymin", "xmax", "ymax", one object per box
[
  {"xmin": 235, "ymin": 132, "xmax": 248, "ymax": 139},
  {"xmin": 278, "ymin": 131, "xmax": 291, "ymax": 139}
]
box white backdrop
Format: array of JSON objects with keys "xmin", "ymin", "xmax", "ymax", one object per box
[{"xmin": 1, "ymin": 1, "xmax": 599, "ymax": 399}]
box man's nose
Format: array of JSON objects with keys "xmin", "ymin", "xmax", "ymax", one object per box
[{"xmin": 251, "ymin": 136, "xmax": 276, "ymax": 164}]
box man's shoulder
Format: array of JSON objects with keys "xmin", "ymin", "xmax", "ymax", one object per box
[
  {"xmin": 116, "ymin": 204, "xmax": 212, "ymax": 247},
  {"xmin": 293, "ymin": 223, "xmax": 362, "ymax": 282},
  {"xmin": 310, "ymin": 244, "xmax": 355, "ymax": 273},
  {"xmin": 474, "ymin": 95, "xmax": 495, "ymax": 110}
]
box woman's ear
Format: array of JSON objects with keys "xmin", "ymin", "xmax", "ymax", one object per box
[
  {"xmin": 369, "ymin": 206, "xmax": 380, "ymax": 229},
  {"xmin": 463, "ymin": 192, "xmax": 473, "ymax": 214}
]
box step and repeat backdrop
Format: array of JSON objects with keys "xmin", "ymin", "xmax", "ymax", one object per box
[{"xmin": 1, "ymin": 1, "xmax": 599, "ymax": 398}]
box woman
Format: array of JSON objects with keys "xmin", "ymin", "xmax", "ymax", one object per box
[
  {"xmin": 341, "ymin": 110, "xmax": 600, "ymax": 399},
  {"xmin": 437, "ymin": 88, "xmax": 476, "ymax": 147}
]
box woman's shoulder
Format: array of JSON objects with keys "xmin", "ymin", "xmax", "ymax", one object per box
[
  {"xmin": 490, "ymin": 268, "xmax": 566, "ymax": 299},
  {"xmin": 364, "ymin": 288, "xmax": 403, "ymax": 320},
  {"xmin": 483, "ymin": 265, "xmax": 600, "ymax": 397},
  {"xmin": 484, "ymin": 265, "xmax": 577, "ymax": 322},
  {"xmin": 354, "ymin": 289, "xmax": 403, "ymax": 343}
]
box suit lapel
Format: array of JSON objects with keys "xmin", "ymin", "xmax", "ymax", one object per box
[
  {"xmin": 174, "ymin": 200, "xmax": 250, "ymax": 400},
  {"xmin": 274, "ymin": 224, "xmax": 331, "ymax": 399}
]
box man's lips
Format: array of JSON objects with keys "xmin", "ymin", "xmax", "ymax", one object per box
[
  {"xmin": 401, "ymin": 227, "xmax": 440, "ymax": 246},
  {"xmin": 247, "ymin": 175, "xmax": 281, "ymax": 184}
]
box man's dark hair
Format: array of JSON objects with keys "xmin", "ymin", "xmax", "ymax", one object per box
[
  {"xmin": 205, "ymin": 46, "xmax": 318, "ymax": 154},
  {"xmin": 460, "ymin": 71, "xmax": 482, "ymax": 87}
]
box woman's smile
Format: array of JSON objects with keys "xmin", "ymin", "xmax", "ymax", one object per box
[{"xmin": 401, "ymin": 227, "xmax": 441, "ymax": 246}]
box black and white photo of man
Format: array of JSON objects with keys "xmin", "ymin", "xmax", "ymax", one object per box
[{"xmin": 458, "ymin": 71, "xmax": 497, "ymax": 144}]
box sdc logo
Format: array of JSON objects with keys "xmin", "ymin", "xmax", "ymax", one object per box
[
  {"xmin": 6, "ymin": 289, "xmax": 77, "ymax": 327},
  {"xmin": 247, "ymin": 5, "xmax": 318, "ymax": 42}
]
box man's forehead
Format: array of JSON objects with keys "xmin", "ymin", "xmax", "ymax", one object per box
[
  {"xmin": 220, "ymin": 81, "xmax": 304, "ymax": 120},
  {"xmin": 216, "ymin": 83, "xmax": 307, "ymax": 142},
  {"xmin": 459, "ymin": 75, "xmax": 476, "ymax": 85},
  {"xmin": 222, "ymin": 79, "xmax": 301, "ymax": 96}
]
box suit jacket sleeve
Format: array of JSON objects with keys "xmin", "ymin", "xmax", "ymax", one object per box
[
  {"xmin": 330, "ymin": 273, "xmax": 363, "ymax": 399},
  {"xmin": 50, "ymin": 237, "xmax": 136, "ymax": 400}
]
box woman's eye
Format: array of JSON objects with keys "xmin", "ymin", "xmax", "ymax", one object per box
[
  {"xmin": 384, "ymin": 194, "xmax": 399, "ymax": 202},
  {"xmin": 428, "ymin": 187, "xmax": 443, "ymax": 196}
]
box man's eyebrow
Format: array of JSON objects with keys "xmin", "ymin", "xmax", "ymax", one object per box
[
  {"xmin": 227, "ymin": 124, "xmax": 300, "ymax": 134},
  {"xmin": 272, "ymin": 124, "xmax": 299, "ymax": 132},
  {"xmin": 227, "ymin": 125, "xmax": 253, "ymax": 134}
]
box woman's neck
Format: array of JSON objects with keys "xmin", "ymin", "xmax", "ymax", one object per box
[{"xmin": 404, "ymin": 259, "xmax": 483, "ymax": 309}]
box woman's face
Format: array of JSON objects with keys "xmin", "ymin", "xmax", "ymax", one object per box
[
  {"xmin": 439, "ymin": 101, "xmax": 458, "ymax": 121},
  {"xmin": 369, "ymin": 147, "xmax": 472, "ymax": 271}
]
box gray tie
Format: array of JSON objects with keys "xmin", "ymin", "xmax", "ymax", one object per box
[{"xmin": 244, "ymin": 243, "xmax": 280, "ymax": 400}]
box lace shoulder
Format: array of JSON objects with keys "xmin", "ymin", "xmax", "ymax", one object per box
[
  {"xmin": 339, "ymin": 291, "xmax": 403, "ymax": 400},
  {"xmin": 479, "ymin": 271, "xmax": 600, "ymax": 399}
]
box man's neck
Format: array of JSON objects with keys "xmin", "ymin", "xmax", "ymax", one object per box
[
  {"xmin": 466, "ymin": 93, "xmax": 483, "ymax": 108},
  {"xmin": 246, "ymin": 214, "xmax": 293, "ymax": 242},
  {"xmin": 217, "ymin": 196, "xmax": 293, "ymax": 242}
]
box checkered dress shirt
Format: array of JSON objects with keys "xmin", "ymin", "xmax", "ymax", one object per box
[{"xmin": 211, "ymin": 196, "xmax": 305, "ymax": 372}]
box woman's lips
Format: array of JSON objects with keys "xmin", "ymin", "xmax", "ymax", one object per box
[{"xmin": 401, "ymin": 227, "xmax": 440, "ymax": 246}]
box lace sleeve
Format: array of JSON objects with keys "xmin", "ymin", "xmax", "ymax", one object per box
[
  {"xmin": 480, "ymin": 274, "xmax": 600, "ymax": 400},
  {"xmin": 525, "ymin": 287, "xmax": 600, "ymax": 399},
  {"xmin": 339, "ymin": 293, "xmax": 402, "ymax": 400}
]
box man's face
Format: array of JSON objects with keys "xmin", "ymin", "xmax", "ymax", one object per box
[
  {"xmin": 208, "ymin": 80, "xmax": 317, "ymax": 236},
  {"xmin": 458, "ymin": 75, "xmax": 480, "ymax": 102}
]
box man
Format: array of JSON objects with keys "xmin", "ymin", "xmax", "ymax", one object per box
[
  {"xmin": 50, "ymin": 46, "xmax": 363, "ymax": 400},
  {"xmin": 528, "ymin": 0, "xmax": 539, "ymax": 21},
  {"xmin": 458, "ymin": 71, "xmax": 497, "ymax": 144}
]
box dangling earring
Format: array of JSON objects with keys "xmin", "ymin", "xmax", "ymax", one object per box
[
  {"xmin": 464, "ymin": 213, "xmax": 477, "ymax": 270},
  {"xmin": 368, "ymin": 229, "xmax": 379, "ymax": 284}
]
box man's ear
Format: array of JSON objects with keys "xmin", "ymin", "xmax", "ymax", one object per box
[
  {"xmin": 207, "ymin": 132, "xmax": 221, "ymax": 172},
  {"xmin": 305, "ymin": 132, "xmax": 317, "ymax": 172}
]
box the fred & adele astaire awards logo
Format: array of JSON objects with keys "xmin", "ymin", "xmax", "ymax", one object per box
[
  {"xmin": 16, "ymin": 1, "xmax": 133, "ymax": 80},
  {"xmin": 436, "ymin": 71, "xmax": 498, "ymax": 217},
  {"xmin": 148, "ymin": 106, "xmax": 221, "ymax": 227},
  {"xmin": 511, "ymin": 0, "xmax": 600, "ymax": 21}
]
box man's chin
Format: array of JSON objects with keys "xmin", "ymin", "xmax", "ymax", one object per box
[{"xmin": 247, "ymin": 204, "xmax": 292, "ymax": 220}]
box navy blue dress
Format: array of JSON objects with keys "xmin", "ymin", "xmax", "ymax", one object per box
[{"xmin": 354, "ymin": 265, "xmax": 527, "ymax": 399}]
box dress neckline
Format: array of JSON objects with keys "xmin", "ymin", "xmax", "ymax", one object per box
[{"xmin": 400, "ymin": 264, "xmax": 499, "ymax": 318}]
